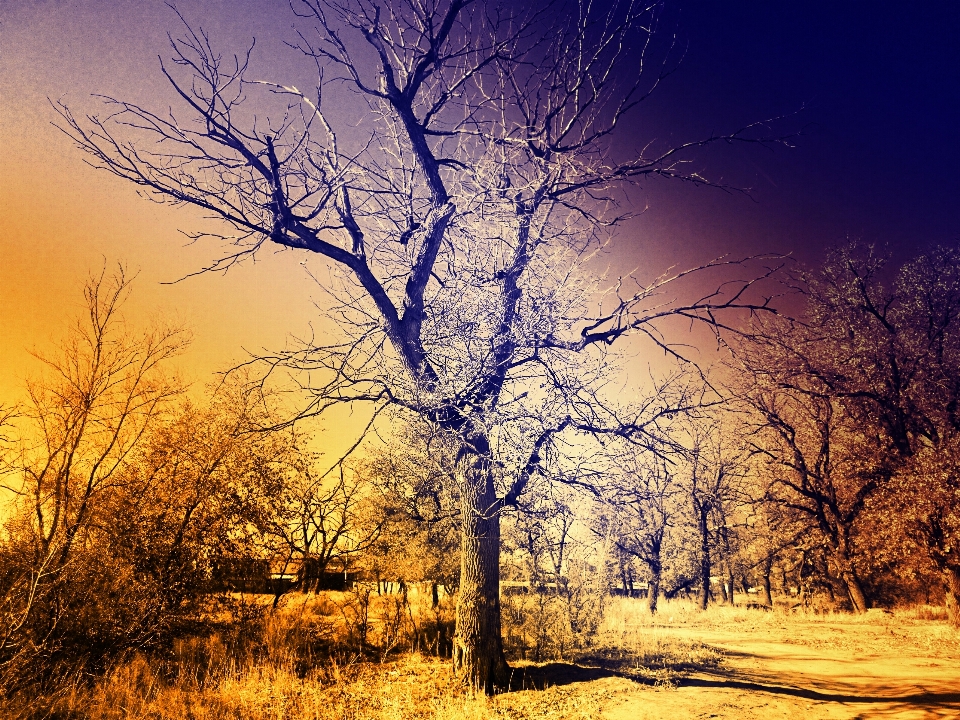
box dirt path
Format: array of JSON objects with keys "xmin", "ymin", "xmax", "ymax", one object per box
[{"xmin": 601, "ymin": 619, "xmax": 960, "ymax": 720}]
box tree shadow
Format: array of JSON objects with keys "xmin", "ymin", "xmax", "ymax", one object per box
[
  {"xmin": 679, "ymin": 675, "xmax": 960, "ymax": 706},
  {"xmin": 501, "ymin": 655, "xmax": 960, "ymax": 717},
  {"xmin": 505, "ymin": 661, "xmax": 621, "ymax": 691},
  {"xmin": 502, "ymin": 643, "xmax": 727, "ymax": 692}
]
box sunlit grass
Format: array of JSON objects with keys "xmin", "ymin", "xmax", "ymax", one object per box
[
  {"xmin": 34, "ymin": 653, "xmax": 477, "ymax": 720},
  {"xmin": 3, "ymin": 593, "xmax": 958, "ymax": 719},
  {"xmin": 19, "ymin": 651, "xmax": 633, "ymax": 720}
]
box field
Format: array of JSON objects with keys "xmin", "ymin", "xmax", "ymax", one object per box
[{"xmin": 6, "ymin": 594, "xmax": 959, "ymax": 720}]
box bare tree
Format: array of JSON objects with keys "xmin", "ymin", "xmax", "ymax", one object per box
[
  {"xmin": 732, "ymin": 319, "xmax": 874, "ymax": 612},
  {"xmin": 606, "ymin": 445, "xmax": 681, "ymax": 614},
  {"xmin": 678, "ymin": 415, "xmax": 751, "ymax": 610},
  {"xmin": 251, "ymin": 440, "xmax": 382, "ymax": 606},
  {"xmin": 58, "ymin": 0, "xmax": 786, "ymax": 689},
  {"xmin": 0, "ymin": 267, "xmax": 188, "ymax": 681}
]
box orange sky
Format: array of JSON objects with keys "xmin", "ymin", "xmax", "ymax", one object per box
[
  {"xmin": 0, "ymin": 2, "xmax": 375, "ymax": 455},
  {"xmin": 0, "ymin": 106, "xmax": 326, "ymax": 400},
  {"xmin": 0, "ymin": 131, "xmax": 378, "ymax": 454}
]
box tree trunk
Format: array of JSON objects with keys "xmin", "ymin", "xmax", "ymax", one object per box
[
  {"xmin": 841, "ymin": 570, "xmax": 868, "ymax": 613},
  {"xmin": 835, "ymin": 540, "xmax": 868, "ymax": 613},
  {"xmin": 697, "ymin": 505, "xmax": 711, "ymax": 611},
  {"xmin": 452, "ymin": 442, "xmax": 509, "ymax": 694},
  {"xmin": 718, "ymin": 525, "xmax": 735, "ymax": 606},
  {"xmin": 761, "ymin": 556, "xmax": 774, "ymax": 607},
  {"xmin": 619, "ymin": 556, "xmax": 630, "ymax": 595},
  {"xmin": 648, "ymin": 569, "xmax": 661, "ymax": 614},
  {"xmin": 944, "ymin": 566, "xmax": 960, "ymax": 628},
  {"xmin": 645, "ymin": 527, "xmax": 664, "ymax": 614}
]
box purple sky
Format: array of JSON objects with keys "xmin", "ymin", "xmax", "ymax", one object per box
[
  {"xmin": 1, "ymin": 0, "xmax": 957, "ymax": 412},
  {"xmin": 624, "ymin": 0, "xmax": 960, "ymax": 269}
]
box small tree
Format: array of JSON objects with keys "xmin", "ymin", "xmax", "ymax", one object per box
[
  {"xmin": 737, "ymin": 497, "xmax": 805, "ymax": 608},
  {"xmin": 247, "ymin": 439, "xmax": 382, "ymax": 606},
  {"xmin": 607, "ymin": 448, "xmax": 681, "ymax": 614},
  {"xmin": 360, "ymin": 422, "xmax": 462, "ymax": 595},
  {"xmin": 0, "ymin": 267, "xmax": 188, "ymax": 684},
  {"xmin": 103, "ymin": 378, "xmax": 290, "ymax": 619},
  {"xmin": 676, "ymin": 415, "xmax": 751, "ymax": 610}
]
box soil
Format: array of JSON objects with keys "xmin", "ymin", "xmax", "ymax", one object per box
[{"xmin": 500, "ymin": 609, "xmax": 960, "ymax": 720}]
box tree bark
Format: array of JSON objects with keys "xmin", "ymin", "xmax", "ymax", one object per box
[
  {"xmin": 761, "ymin": 556, "xmax": 774, "ymax": 607},
  {"xmin": 618, "ymin": 555, "xmax": 630, "ymax": 595},
  {"xmin": 645, "ymin": 527, "xmax": 664, "ymax": 614},
  {"xmin": 944, "ymin": 566, "xmax": 960, "ymax": 628},
  {"xmin": 697, "ymin": 504, "xmax": 711, "ymax": 611},
  {"xmin": 842, "ymin": 571, "xmax": 868, "ymax": 613},
  {"xmin": 835, "ymin": 540, "xmax": 868, "ymax": 613},
  {"xmin": 452, "ymin": 441, "xmax": 509, "ymax": 694},
  {"xmin": 648, "ymin": 569, "xmax": 661, "ymax": 614}
]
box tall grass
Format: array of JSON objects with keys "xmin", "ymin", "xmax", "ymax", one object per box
[
  {"xmin": 4, "ymin": 592, "xmax": 956, "ymax": 719},
  {"xmin": 40, "ymin": 652, "xmax": 492, "ymax": 720},
  {"xmin": 1, "ymin": 590, "xmax": 472, "ymax": 720}
]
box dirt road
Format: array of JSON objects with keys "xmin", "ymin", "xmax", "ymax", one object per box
[{"xmin": 600, "ymin": 614, "xmax": 960, "ymax": 720}]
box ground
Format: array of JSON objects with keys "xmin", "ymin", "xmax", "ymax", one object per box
[
  {"xmin": 13, "ymin": 599, "xmax": 960, "ymax": 719},
  {"xmin": 495, "ymin": 604, "xmax": 960, "ymax": 720}
]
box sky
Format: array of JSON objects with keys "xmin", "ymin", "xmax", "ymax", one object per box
[
  {"xmin": 1, "ymin": 0, "xmax": 958, "ymax": 450},
  {"xmin": 624, "ymin": 0, "xmax": 960, "ymax": 271}
]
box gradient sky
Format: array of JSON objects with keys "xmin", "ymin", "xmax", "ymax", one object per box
[
  {"xmin": 619, "ymin": 0, "xmax": 960, "ymax": 275},
  {"xmin": 1, "ymin": 1, "xmax": 958, "ymax": 445}
]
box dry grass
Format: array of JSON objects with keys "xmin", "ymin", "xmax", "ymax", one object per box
[
  {"xmin": 3, "ymin": 594, "xmax": 958, "ymax": 719},
  {"xmin": 12, "ymin": 651, "xmax": 636, "ymax": 720},
  {"xmin": 56, "ymin": 653, "xmax": 481, "ymax": 720},
  {"xmin": 601, "ymin": 595, "xmax": 960, "ymax": 660}
]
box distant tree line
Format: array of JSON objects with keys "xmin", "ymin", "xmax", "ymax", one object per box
[{"xmin": 592, "ymin": 242, "xmax": 960, "ymax": 623}]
